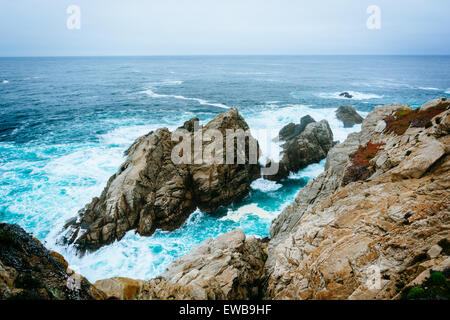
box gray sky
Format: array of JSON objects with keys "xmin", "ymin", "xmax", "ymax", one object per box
[{"xmin": 0, "ymin": 0, "xmax": 449, "ymax": 56}]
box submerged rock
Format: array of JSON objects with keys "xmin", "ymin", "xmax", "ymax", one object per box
[
  {"xmin": 95, "ymin": 229, "xmax": 268, "ymax": 300},
  {"xmin": 336, "ymin": 105, "xmax": 364, "ymax": 128},
  {"xmin": 267, "ymin": 116, "xmax": 334, "ymax": 181},
  {"xmin": 0, "ymin": 223, "xmax": 105, "ymax": 300},
  {"xmin": 339, "ymin": 92, "xmax": 353, "ymax": 99},
  {"xmin": 62, "ymin": 108, "xmax": 261, "ymax": 253}
]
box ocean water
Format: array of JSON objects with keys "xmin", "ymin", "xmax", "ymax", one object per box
[{"xmin": 1, "ymin": 55, "xmax": 449, "ymax": 282}]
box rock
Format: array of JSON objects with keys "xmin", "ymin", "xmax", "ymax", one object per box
[
  {"xmin": 419, "ymin": 97, "xmax": 449, "ymax": 112},
  {"xmin": 427, "ymin": 245, "xmax": 443, "ymax": 259},
  {"xmin": 336, "ymin": 106, "xmax": 364, "ymax": 128},
  {"xmin": 0, "ymin": 223, "xmax": 105, "ymax": 300},
  {"xmin": 94, "ymin": 277, "xmax": 145, "ymax": 300},
  {"xmin": 339, "ymin": 92, "xmax": 353, "ymax": 99},
  {"xmin": 279, "ymin": 115, "xmax": 316, "ymax": 141},
  {"xmin": 267, "ymin": 118, "xmax": 334, "ymax": 181},
  {"xmin": 62, "ymin": 108, "xmax": 261, "ymax": 253},
  {"xmin": 96, "ymin": 229, "xmax": 268, "ymax": 300},
  {"xmin": 264, "ymin": 100, "xmax": 450, "ymax": 300}
]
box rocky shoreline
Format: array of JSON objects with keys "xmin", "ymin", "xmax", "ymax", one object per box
[{"xmin": 1, "ymin": 98, "xmax": 449, "ymax": 300}]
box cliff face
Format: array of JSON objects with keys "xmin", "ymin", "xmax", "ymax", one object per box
[
  {"xmin": 0, "ymin": 223, "xmax": 105, "ymax": 300},
  {"xmin": 265, "ymin": 98, "xmax": 450, "ymax": 299}
]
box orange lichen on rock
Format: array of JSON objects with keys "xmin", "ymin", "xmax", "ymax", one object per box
[
  {"xmin": 342, "ymin": 142, "xmax": 384, "ymax": 185},
  {"xmin": 384, "ymin": 102, "xmax": 448, "ymax": 135}
]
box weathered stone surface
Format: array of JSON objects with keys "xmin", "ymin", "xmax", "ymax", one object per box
[
  {"xmin": 0, "ymin": 223, "xmax": 105, "ymax": 300},
  {"xmin": 265, "ymin": 101, "xmax": 450, "ymax": 300},
  {"xmin": 94, "ymin": 277, "xmax": 145, "ymax": 300},
  {"xmin": 279, "ymin": 115, "xmax": 316, "ymax": 141},
  {"xmin": 62, "ymin": 108, "xmax": 260, "ymax": 253},
  {"xmin": 336, "ymin": 105, "xmax": 364, "ymax": 128},
  {"xmin": 267, "ymin": 118, "xmax": 334, "ymax": 181},
  {"xmin": 419, "ymin": 97, "xmax": 449, "ymax": 112},
  {"xmin": 96, "ymin": 229, "xmax": 268, "ymax": 300}
]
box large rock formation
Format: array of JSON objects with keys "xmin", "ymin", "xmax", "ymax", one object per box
[
  {"xmin": 62, "ymin": 108, "xmax": 261, "ymax": 253},
  {"xmin": 94, "ymin": 229, "xmax": 268, "ymax": 300},
  {"xmin": 336, "ymin": 105, "xmax": 364, "ymax": 128},
  {"xmin": 265, "ymin": 98, "xmax": 450, "ymax": 299},
  {"xmin": 267, "ymin": 116, "xmax": 334, "ymax": 181},
  {"xmin": 0, "ymin": 223, "xmax": 105, "ymax": 300}
]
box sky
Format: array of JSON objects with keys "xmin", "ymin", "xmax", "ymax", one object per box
[{"xmin": 0, "ymin": 0, "xmax": 449, "ymax": 56}]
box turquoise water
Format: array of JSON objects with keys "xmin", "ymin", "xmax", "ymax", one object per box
[{"xmin": 1, "ymin": 56, "xmax": 449, "ymax": 281}]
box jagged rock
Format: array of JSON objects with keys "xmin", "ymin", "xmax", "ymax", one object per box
[
  {"xmin": 62, "ymin": 108, "xmax": 261, "ymax": 253},
  {"xmin": 336, "ymin": 106, "xmax": 364, "ymax": 128},
  {"xmin": 267, "ymin": 117, "xmax": 334, "ymax": 181},
  {"xmin": 339, "ymin": 92, "xmax": 353, "ymax": 99},
  {"xmin": 0, "ymin": 223, "xmax": 105, "ymax": 300},
  {"xmin": 265, "ymin": 100, "xmax": 450, "ymax": 300},
  {"xmin": 279, "ymin": 115, "xmax": 316, "ymax": 141},
  {"xmin": 95, "ymin": 229, "xmax": 268, "ymax": 300}
]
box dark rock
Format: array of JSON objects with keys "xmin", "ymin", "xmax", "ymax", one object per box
[
  {"xmin": 267, "ymin": 117, "xmax": 334, "ymax": 181},
  {"xmin": 336, "ymin": 106, "xmax": 364, "ymax": 128},
  {"xmin": 279, "ymin": 115, "xmax": 316, "ymax": 141},
  {"xmin": 0, "ymin": 223, "xmax": 105, "ymax": 300},
  {"xmin": 339, "ymin": 92, "xmax": 353, "ymax": 99},
  {"xmin": 62, "ymin": 108, "xmax": 261, "ymax": 253},
  {"xmin": 179, "ymin": 117, "xmax": 200, "ymax": 132}
]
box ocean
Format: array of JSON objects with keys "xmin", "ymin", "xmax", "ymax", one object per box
[{"xmin": 1, "ymin": 55, "xmax": 449, "ymax": 282}]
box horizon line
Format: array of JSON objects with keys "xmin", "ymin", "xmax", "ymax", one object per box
[{"xmin": 1, "ymin": 53, "xmax": 450, "ymax": 58}]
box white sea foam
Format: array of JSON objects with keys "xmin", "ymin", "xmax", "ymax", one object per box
[
  {"xmin": 316, "ymin": 91, "xmax": 383, "ymax": 100},
  {"xmin": 159, "ymin": 80, "xmax": 183, "ymax": 86},
  {"xmin": 289, "ymin": 159, "xmax": 326, "ymax": 180},
  {"xmin": 141, "ymin": 89, "xmax": 230, "ymax": 109},
  {"xmin": 418, "ymin": 87, "xmax": 440, "ymax": 91},
  {"xmin": 251, "ymin": 179, "xmax": 282, "ymax": 192},
  {"xmin": 2, "ymin": 80, "xmax": 8, "ymax": 84},
  {"xmin": 220, "ymin": 203, "xmax": 274, "ymax": 223},
  {"xmin": 446, "ymin": 89, "xmax": 450, "ymax": 94},
  {"xmin": 99, "ymin": 124, "xmax": 158, "ymax": 146}
]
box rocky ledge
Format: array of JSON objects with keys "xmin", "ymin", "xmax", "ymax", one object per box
[
  {"xmin": 62, "ymin": 108, "xmax": 261, "ymax": 253},
  {"xmin": 0, "ymin": 223, "xmax": 105, "ymax": 300},
  {"xmin": 266, "ymin": 97, "xmax": 450, "ymax": 299},
  {"xmin": 94, "ymin": 229, "xmax": 268, "ymax": 300}
]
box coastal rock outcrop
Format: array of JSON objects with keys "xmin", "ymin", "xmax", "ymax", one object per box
[
  {"xmin": 94, "ymin": 229, "xmax": 268, "ymax": 300},
  {"xmin": 265, "ymin": 98, "xmax": 450, "ymax": 299},
  {"xmin": 62, "ymin": 108, "xmax": 260, "ymax": 253},
  {"xmin": 0, "ymin": 223, "xmax": 105, "ymax": 300},
  {"xmin": 268, "ymin": 116, "xmax": 334, "ymax": 181},
  {"xmin": 336, "ymin": 105, "xmax": 364, "ymax": 128}
]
